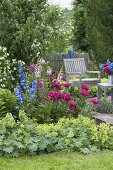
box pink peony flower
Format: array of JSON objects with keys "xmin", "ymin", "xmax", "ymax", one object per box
[
  {"xmin": 57, "ymin": 92, "xmax": 64, "ymax": 100},
  {"xmin": 62, "ymin": 93, "xmax": 71, "ymax": 102},
  {"xmin": 81, "ymin": 84, "xmax": 90, "ymax": 91},
  {"xmin": 68, "ymin": 100, "xmax": 76, "ymax": 111},
  {"xmin": 63, "ymin": 83, "xmax": 70, "ymax": 88},
  {"xmin": 103, "ymin": 67, "xmax": 110, "ymax": 73},
  {"xmin": 48, "ymin": 91, "xmax": 59, "ymax": 101},
  {"xmin": 81, "ymin": 89, "xmax": 89, "ymax": 97},
  {"xmin": 51, "ymin": 82, "xmax": 62, "ymax": 90},
  {"xmin": 90, "ymin": 98, "xmax": 100, "ymax": 105}
]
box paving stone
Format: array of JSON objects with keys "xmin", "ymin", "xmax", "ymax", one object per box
[{"xmin": 92, "ymin": 113, "xmax": 113, "ymax": 126}]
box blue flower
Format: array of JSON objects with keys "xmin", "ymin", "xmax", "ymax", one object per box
[
  {"xmin": 18, "ymin": 64, "xmax": 28, "ymax": 90},
  {"xmin": 14, "ymin": 86, "xmax": 24, "ymax": 103},
  {"xmin": 30, "ymin": 80, "xmax": 37, "ymax": 99}
]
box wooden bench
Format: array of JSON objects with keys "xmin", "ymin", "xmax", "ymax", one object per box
[{"xmin": 64, "ymin": 58, "xmax": 101, "ymax": 87}]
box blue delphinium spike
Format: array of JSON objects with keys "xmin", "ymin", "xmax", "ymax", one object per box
[
  {"xmin": 18, "ymin": 64, "xmax": 28, "ymax": 90},
  {"xmin": 14, "ymin": 86, "xmax": 24, "ymax": 103},
  {"xmin": 30, "ymin": 80, "xmax": 37, "ymax": 99}
]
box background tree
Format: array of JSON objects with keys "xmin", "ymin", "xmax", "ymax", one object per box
[
  {"xmin": 0, "ymin": 0, "xmax": 67, "ymax": 63},
  {"xmin": 85, "ymin": 0, "xmax": 113, "ymax": 64},
  {"xmin": 72, "ymin": 0, "xmax": 88, "ymax": 52}
]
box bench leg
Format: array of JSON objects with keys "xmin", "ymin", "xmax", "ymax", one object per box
[{"xmin": 97, "ymin": 86, "xmax": 101, "ymax": 99}]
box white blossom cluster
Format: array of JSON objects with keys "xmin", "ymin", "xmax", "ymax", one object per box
[{"xmin": 0, "ymin": 46, "xmax": 25, "ymax": 89}]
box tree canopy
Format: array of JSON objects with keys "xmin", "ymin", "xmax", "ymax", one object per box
[{"xmin": 0, "ymin": 0, "xmax": 68, "ymax": 62}]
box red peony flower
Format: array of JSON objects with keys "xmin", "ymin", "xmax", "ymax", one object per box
[
  {"xmin": 51, "ymin": 82, "xmax": 62, "ymax": 90},
  {"xmin": 63, "ymin": 83, "xmax": 70, "ymax": 88},
  {"xmin": 62, "ymin": 93, "xmax": 71, "ymax": 102},
  {"xmin": 81, "ymin": 89, "xmax": 89, "ymax": 97},
  {"xmin": 90, "ymin": 98, "xmax": 100, "ymax": 105},
  {"xmin": 81, "ymin": 84, "xmax": 90, "ymax": 91},
  {"xmin": 68, "ymin": 100, "xmax": 76, "ymax": 111}
]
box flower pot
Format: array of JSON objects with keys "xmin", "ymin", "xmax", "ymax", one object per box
[{"xmin": 108, "ymin": 75, "xmax": 113, "ymax": 84}]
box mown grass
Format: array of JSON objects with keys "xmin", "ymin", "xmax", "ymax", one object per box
[{"xmin": 0, "ymin": 151, "xmax": 113, "ymax": 170}]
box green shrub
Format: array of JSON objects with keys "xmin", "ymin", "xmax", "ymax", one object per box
[
  {"xmin": 1, "ymin": 111, "xmax": 113, "ymax": 157},
  {"xmin": 0, "ymin": 88, "xmax": 17, "ymax": 118}
]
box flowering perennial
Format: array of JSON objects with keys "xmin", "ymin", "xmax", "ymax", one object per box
[
  {"xmin": 99, "ymin": 60, "xmax": 113, "ymax": 75},
  {"xmin": 14, "ymin": 86, "xmax": 24, "ymax": 103},
  {"xmin": 18, "ymin": 64, "xmax": 28, "ymax": 90},
  {"xmin": 30, "ymin": 80, "xmax": 37, "ymax": 99},
  {"xmin": 90, "ymin": 98, "xmax": 100, "ymax": 105}
]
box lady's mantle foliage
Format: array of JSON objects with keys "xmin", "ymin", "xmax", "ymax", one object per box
[{"xmin": 1, "ymin": 111, "xmax": 113, "ymax": 157}]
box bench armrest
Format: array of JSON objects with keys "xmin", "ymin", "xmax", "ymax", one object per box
[{"xmin": 86, "ymin": 70, "xmax": 101, "ymax": 79}]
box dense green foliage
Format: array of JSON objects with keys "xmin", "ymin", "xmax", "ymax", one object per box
[
  {"xmin": 1, "ymin": 111, "xmax": 113, "ymax": 157},
  {"xmin": 0, "ymin": 88, "xmax": 17, "ymax": 118},
  {"xmin": 72, "ymin": 0, "xmax": 113, "ymax": 64},
  {"xmin": 86, "ymin": 0, "xmax": 113, "ymax": 63},
  {"xmin": 0, "ymin": 0, "xmax": 67, "ymax": 62},
  {"xmin": 1, "ymin": 151, "xmax": 113, "ymax": 170},
  {"xmin": 72, "ymin": 0, "xmax": 88, "ymax": 51}
]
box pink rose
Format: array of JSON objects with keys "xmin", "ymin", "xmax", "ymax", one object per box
[
  {"xmin": 81, "ymin": 84, "xmax": 90, "ymax": 91},
  {"xmin": 81, "ymin": 89, "xmax": 89, "ymax": 97},
  {"xmin": 63, "ymin": 83, "xmax": 70, "ymax": 88},
  {"xmin": 68, "ymin": 100, "xmax": 76, "ymax": 111},
  {"xmin": 90, "ymin": 98, "xmax": 100, "ymax": 105}
]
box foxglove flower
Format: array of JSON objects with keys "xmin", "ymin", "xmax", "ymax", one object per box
[{"xmin": 29, "ymin": 62, "xmax": 36, "ymax": 73}]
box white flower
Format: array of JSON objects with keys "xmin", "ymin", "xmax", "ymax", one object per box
[{"xmin": 35, "ymin": 71, "xmax": 41, "ymax": 78}]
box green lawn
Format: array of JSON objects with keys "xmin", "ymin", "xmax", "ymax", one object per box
[{"xmin": 0, "ymin": 151, "xmax": 113, "ymax": 170}]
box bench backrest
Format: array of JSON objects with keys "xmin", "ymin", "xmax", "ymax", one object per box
[{"xmin": 64, "ymin": 58, "xmax": 86, "ymax": 77}]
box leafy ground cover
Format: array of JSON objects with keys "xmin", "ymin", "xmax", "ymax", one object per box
[{"xmin": 0, "ymin": 151, "xmax": 113, "ymax": 170}]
